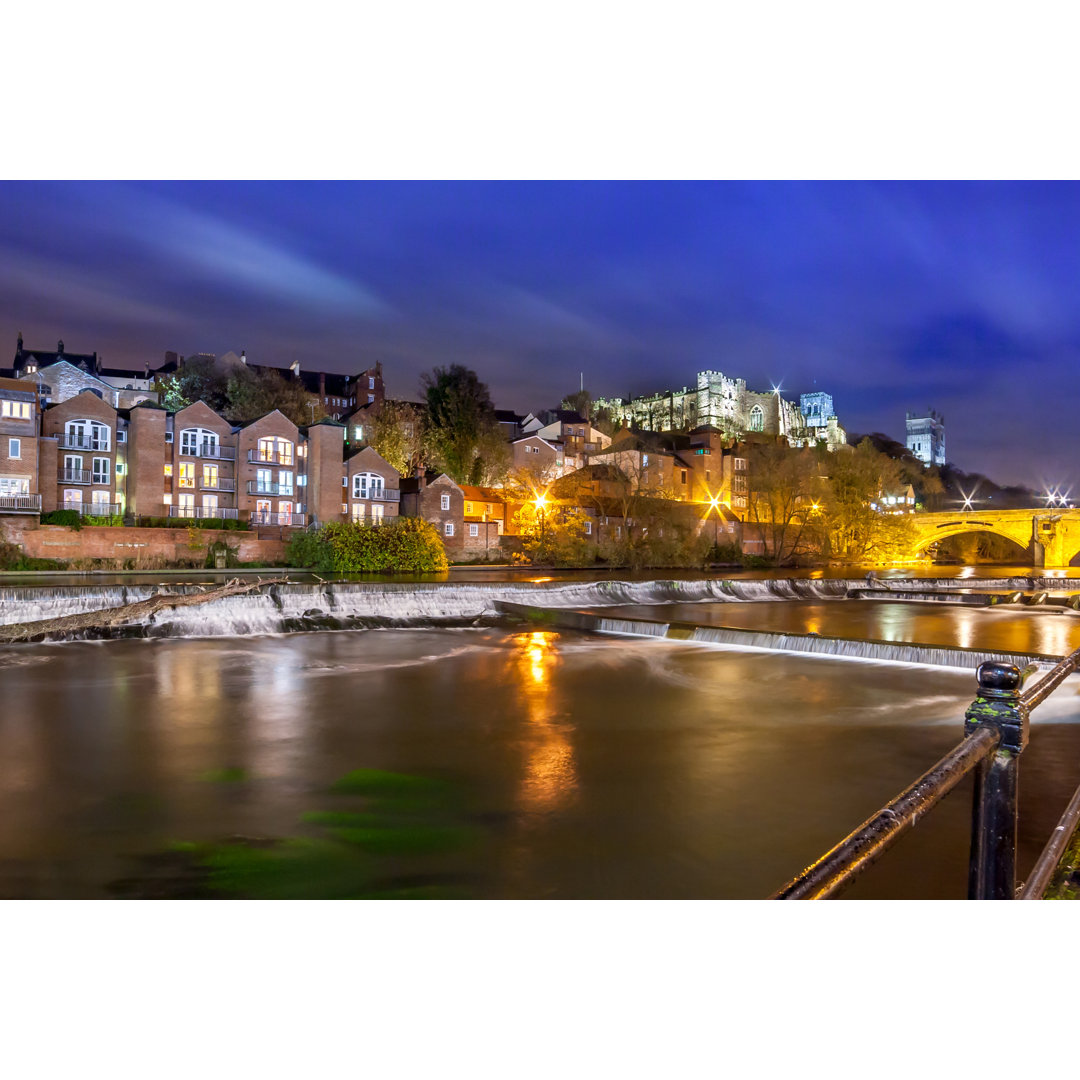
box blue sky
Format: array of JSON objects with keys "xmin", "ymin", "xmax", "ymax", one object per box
[{"xmin": 2, "ymin": 180, "xmax": 1077, "ymax": 489}]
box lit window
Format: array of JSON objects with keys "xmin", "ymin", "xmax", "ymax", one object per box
[
  {"xmin": 465, "ymin": 502, "xmax": 473, "ymax": 514},
  {"xmin": 163, "ymin": 493, "xmax": 172, "ymax": 505},
  {"xmin": 1, "ymin": 400, "xmax": 31, "ymax": 420},
  {"xmin": 164, "ymin": 464, "xmax": 173, "ymax": 477},
  {"xmin": 179, "ymin": 462, "xmax": 195, "ymax": 488},
  {"xmin": 354, "ymin": 426, "xmax": 363, "ymax": 441}
]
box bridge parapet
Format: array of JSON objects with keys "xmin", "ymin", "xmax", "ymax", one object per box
[{"xmin": 908, "ymin": 508, "xmax": 1080, "ymax": 568}]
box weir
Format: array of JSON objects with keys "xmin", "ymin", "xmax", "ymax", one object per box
[
  {"xmin": 1, "ymin": 575, "xmax": 1080, "ymax": 641},
  {"xmin": 494, "ymin": 601, "xmax": 1064, "ymax": 671}
]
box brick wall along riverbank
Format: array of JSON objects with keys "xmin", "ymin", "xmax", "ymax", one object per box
[{"xmin": 1, "ymin": 518, "xmax": 288, "ymax": 566}]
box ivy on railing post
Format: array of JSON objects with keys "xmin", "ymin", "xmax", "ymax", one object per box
[{"xmin": 964, "ymin": 662, "xmax": 1030, "ymax": 900}]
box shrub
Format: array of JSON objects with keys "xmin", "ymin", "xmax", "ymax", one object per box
[
  {"xmin": 287, "ymin": 517, "xmax": 448, "ymax": 574},
  {"xmin": 40, "ymin": 509, "xmax": 82, "ymax": 530},
  {"xmin": 0, "ymin": 540, "xmax": 65, "ymax": 571}
]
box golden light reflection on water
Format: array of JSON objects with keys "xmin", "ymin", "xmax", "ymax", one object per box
[{"xmin": 512, "ymin": 632, "xmax": 579, "ymax": 813}]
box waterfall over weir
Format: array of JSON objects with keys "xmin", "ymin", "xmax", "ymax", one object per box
[
  {"xmin": 0, "ymin": 574, "xmax": 1075, "ymax": 644},
  {"xmin": 493, "ymin": 602, "xmax": 1064, "ymax": 672}
]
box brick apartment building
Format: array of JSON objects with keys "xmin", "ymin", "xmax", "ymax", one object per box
[{"xmin": 0, "ymin": 387, "xmax": 400, "ymax": 531}]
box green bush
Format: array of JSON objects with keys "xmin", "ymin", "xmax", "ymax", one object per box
[
  {"xmin": 287, "ymin": 517, "xmax": 449, "ymax": 574},
  {"xmin": 40, "ymin": 509, "xmax": 83, "ymax": 530},
  {"xmin": 0, "ymin": 540, "xmax": 65, "ymax": 571}
]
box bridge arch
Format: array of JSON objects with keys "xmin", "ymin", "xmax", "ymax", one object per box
[{"xmin": 908, "ymin": 519, "xmax": 1033, "ymax": 557}]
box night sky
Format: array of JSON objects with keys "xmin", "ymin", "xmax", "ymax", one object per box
[{"xmin": 1, "ymin": 181, "xmax": 1077, "ymax": 490}]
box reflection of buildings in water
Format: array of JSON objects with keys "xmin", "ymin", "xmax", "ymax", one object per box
[
  {"xmin": 512, "ymin": 632, "xmax": 578, "ymax": 814},
  {"xmin": 154, "ymin": 643, "xmax": 223, "ymax": 706}
]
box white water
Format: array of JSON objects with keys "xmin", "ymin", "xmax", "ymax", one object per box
[{"xmin": 0, "ymin": 575, "xmax": 1075, "ymax": 642}]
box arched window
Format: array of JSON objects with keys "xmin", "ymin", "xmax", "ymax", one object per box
[
  {"xmin": 352, "ymin": 472, "xmax": 384, "ymax": 499},
  {"xmin": 65, "ymin": 418, "xmax": 110, "ymax": 451},
  {"xmin": 749, "ymin": 405, "xmax": 764, "ymax": 432},
  {"xmin": 180, "ymin": 427, "xmax": 219, "ymax": 456}
]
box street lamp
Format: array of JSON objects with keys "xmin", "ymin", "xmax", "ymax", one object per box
[
  {"xmin": 708, "ymin": 494, "xmax": 720, "ymax": 548},
  {"xmin": 534, "ymin": 493, "xmax": 547, "ymax": 553}
]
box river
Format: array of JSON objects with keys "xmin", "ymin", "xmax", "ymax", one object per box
[{"xmin": 2, "ymin": 567, "xmax": 1079, "ymax": 899}]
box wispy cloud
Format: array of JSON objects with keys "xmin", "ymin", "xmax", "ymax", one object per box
[{"xmin": 105, "ymin": 188, "xmax": 392, "ymax": 318}]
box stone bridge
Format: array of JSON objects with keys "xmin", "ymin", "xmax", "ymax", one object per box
[{"xmin": 909, "ymin": 508, "xmax": 1080, "ymax": 567}]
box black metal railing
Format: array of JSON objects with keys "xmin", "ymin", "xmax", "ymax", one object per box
[{"xmin": 771, "ymin": 651, "xmax": 1080, "ymax": 900}]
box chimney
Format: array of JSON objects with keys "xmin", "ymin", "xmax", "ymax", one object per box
[
  {"xmin": 291, "ymin": 360, "xmax": 301, "ymax": 377},
  {"xmin": 240, "ymin": 350, "xmax": 247, "ymax": 364},
  {"xmin": 58, "ymin": 339, "xmax": 64, "ymax": 357},
  {"xmin": 319, "ymin": 372, "xmax": 326, "ymax": 398}
]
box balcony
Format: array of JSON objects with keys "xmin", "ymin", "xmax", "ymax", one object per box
[
  {"xmin": 248, "ymin": 449, "xmax": 294, "ymax": 465},
  {"xmin": 58, "ymin": 468, "xmax": 93, "ymax": 484},
  {"xmin": 0, "ymin": 494, "xmax": 42, "ymax": 514},
  {"xmin": 247, "ymin": 481, "xmax": 294, "ymax": 496},
  {"xmin": 168, "ymin": 506, "xmax": 240, "ymax": 520},
  {"xmin": 63, "ymin": 503, "xmax": 121, "ymax": 516},
  {"xmin": 179, "ymin": 443, "xmax": 236, "ymax": 460},
  {"xmin": 352, "ymin": 487, "xmax": 401, "ymax": 502},
  {"xmin": 199, "ymin": 477, "xmax": 237, "ymax": 491},
  {"xmin": 59, "ymin": 435, "xmax": 110, "ymax": 452},
  {"xmin": 249, "ymin": 511, "xmax": 306, "ymax": 527}
]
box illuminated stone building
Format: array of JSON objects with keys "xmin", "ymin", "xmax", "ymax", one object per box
[
  {"xmin": 906, "ymin": 408, "xmax": 945, "ymax": 467},
  {"xmin": 595, "ymin": 370, "xmax": 846, "ymax": 450}
]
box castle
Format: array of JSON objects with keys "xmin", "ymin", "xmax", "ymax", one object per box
[{"xmin": 594, "ymin": 371, "xmax": 847, "ymax": 451}]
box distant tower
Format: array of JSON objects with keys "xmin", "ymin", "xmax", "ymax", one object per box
[
  {"xmin": 906, "ymin": 408, "xmax": 945, "ymax": 466},
  {"xmin": 800, "ymin": 391, "xmax": 834, "ymax": 429}
]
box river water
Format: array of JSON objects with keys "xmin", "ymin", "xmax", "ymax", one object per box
[{"xmin": 3, "ymin": 572, "xmax": 1080, "ymax": 899}]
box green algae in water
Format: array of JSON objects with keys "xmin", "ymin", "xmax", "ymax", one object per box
[
  {"xmin": 132, "ymin": 768, "xmax": 480, "ymax": 899},
  {"xmin": 200, "ymin": 767, "xmax": 249, "ymax": 784}
]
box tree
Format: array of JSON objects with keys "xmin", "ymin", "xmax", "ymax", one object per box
[
  {"xmin": 744, "ymin": 441, "xmax": 823, "ymax": 564},
  {"xmin": 820, "ymin": 439, "xmax": 914, "ymax": 561},
  {"xmin": 367, "ymin": 401, "xmax": 428, "ymax": 477},
  {"xmin": 223, "ymin": 368, "xmax": 326, "ymax": 427},
  {"xmin": 511, "ymin": 501, "xmax": 595, "ymax": 567},
  {"xmin": 155, "ymin": 357, "xmax": 325, "ymax": 427},
  {"xmin": 422, "ymin": 365, "xmax": 510, "ymax": 485},
  {"xmin": 156, "ymin": 354, "xmax": 230, "ymax": 414},
  {"xmin": 560, "ymin": 389, "xmax": 592, "ymax": 420}
]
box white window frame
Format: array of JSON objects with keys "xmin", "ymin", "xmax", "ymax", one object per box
[
  {"xmin": 8, "ymin": 438, "xmax": 20, "ymax": 459},
  {"xmin": 352, "ymin": 472, "xmax": 384, "ymax": 499},
  {"xmin": 468, "ymin": 523, "xmax": 479, "ymax": 537},
  {"xmin": 444, "ymin": 522, "xmax": 454, "ymax": 536},
  {"xmin": 92, "ymin": 456, "xmax": 110, "ymax": 485},
  {"xmin": 181, "ymin": 427, "xmax": 218, "ymax": 456},
  {"xmin": 440, "ymin": 493, "xmax": 450, "ymax": 510}
]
